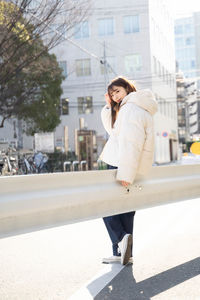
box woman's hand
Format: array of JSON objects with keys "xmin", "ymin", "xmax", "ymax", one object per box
[
  {"xmin": 105, "ymin": 93, "xmax": 111, "ymax": 107},
  {"xmin": 121, "ymin": 181, "xmax": 130, "ymax": 187}
]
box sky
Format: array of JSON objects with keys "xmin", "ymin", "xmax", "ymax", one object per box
[{"xmin": 169, "ymin": 0, "xmax": 200, "ymax": 19}]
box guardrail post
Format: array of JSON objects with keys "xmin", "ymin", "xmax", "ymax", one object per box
[
  {"xmin": 72, "ymin": 161, "xmax": 80, "ymax": 171},
  {"xmin": 63, "ymin": 161, "xmax": 72, "ymax": 172},
  {"xmin": 80, "ymin": 160, "xmax": 88, "ymax": 171}
]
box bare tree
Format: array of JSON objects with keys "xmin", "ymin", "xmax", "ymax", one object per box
[{"xmin": 0, "ymin": 0, "xmax": 91, "ymax": 128}]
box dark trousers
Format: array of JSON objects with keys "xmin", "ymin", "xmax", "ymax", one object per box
[{"xmin": 103, "ymin": 165, "xmax": 136, "ymax": 256}]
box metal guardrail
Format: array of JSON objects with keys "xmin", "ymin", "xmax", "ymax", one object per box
[
  {"xmin": 63, "ymin": 160, "xmax": 88, "ymax": 172},
  {"xmin": 63, "ymin": 161, "xmax": 72, "ymax": 172},
  {"xmin": 0, "ymin": 164, "xmax": 200, "ymax": 238}
]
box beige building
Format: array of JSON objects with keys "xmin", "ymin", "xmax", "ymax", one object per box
[
  {"xmin": 53, "ymin": 0, "xmax": 178, "ymax": 164},
  {"xmin": 0, "ymin": 0, "xmax": 178, "ymax": 164}
]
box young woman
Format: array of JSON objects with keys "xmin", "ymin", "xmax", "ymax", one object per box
[{"xmin": 99, "ymin": 76, "xmax": 158, "ymax": 265}]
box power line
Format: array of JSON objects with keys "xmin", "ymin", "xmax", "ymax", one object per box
[
  {"xmin": 25, "ymin": 3, "xmax": 200, "ymax": 96},
  {"xmin": 24, "ymin": 8, "xmax": 118, "ymax": 76}
]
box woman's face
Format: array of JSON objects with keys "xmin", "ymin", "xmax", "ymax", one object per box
[{"xmin": 109, "ymin": 85, "xmax": 128, "ymax": 104}]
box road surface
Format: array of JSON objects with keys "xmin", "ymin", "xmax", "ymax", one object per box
[{"xmin": 0, "ymin": 198, "xmax": 199, "ymax": 299}]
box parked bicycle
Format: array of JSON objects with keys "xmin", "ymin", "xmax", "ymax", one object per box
[
  {"xmin": 18, "ymin": 152, "xmax": 49, "ymax": 174},
  {"xmin": 0, "ymin": 147, "xmax": 18, "ymax": 176}
]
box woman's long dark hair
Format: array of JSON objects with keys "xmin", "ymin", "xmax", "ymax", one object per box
[{"xmin": 107, "ymin": 76, "xmax": 137, "ymax": 127}]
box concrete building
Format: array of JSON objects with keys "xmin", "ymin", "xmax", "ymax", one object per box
[
  {"xmin": 52, "ymin": 0, "xmax": 178, "ymax": 164},
  {"xmin": 175, "ymin": 12, "xmax": 200, "ymax": 85},
  {"xmin": 175, "ymin": 16, "xmax": 197, "ymax": 79},
  {"xmin": 0, "ymin": 0, "xmax": 178, "ymax": 164},
  {"xmin": 176, "ymin": 70, "xmax": 198, "ymax": 151},
  {"xmin": 175, "ymin": 12, "xmax": 200, "ymax": 142}
]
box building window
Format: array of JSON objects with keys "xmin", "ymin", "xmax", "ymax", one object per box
[
  {"xmin": 98, "ymin": 18, "xmax": 114, "ymax": 36},
  {"xmin": 76, "ymin": 59, "xmax": 91, "ymax": 76},
  {"xmin": 49, "ymin": 24, "xmax": 67, "ymax": 39},
  {"xmin": 185, "ymin": 23, "xmax": 192, "ymax": 34},
  {"xmin": 176, "ymin": 48, "xmax": 183, "ymax": 59},
  {"xmin": 163, "ymin": 99, "xmax": 167, "ymax": 116},
  {"xmin": 78, "ymin": 96, "xmax": 93, "ymax": 114},
  {"xmin": 166, "ymin": 71, "xmax": 169, "ymax": 84},
  {"xmin": 123, "ymin": 15, "xmax": 139, "ymax": 33},
  {"xmin": 74, "ymin": 21, "xmax": 89, "ymax": 39},
  {"xmin": 175, "ymin": 25, "xmax": 183, "ymax": 34},
  {"xmin": 153, "ymin": 56, "xmax": 157, "ymax": 74},
  {"xmin": 162, "ymin": 66, "xmax": 165, "ymax": 81},
  {"xmin": 159, "ymin": 98, "xmax": 164, "ymax": 115},
  {"xmin": 184, "ymin": 47, "xmax": 195, "ymax": 58},
  {"xmin": 175, "ymin": 37, "xmax": 184, "ymax": 47},
  {"xmin": 185, "ymin": 36, "xmax": 194, "ymax": 45},
  {"xmin": 158, "ymin": 60, "xmax": 161, "ymax": 77},
  {"xmin": 61, "ymin": 98, "xmax": 69, "ymax": 115},
  {"xmin": 125, "ymin": 54, "xmax": 142, "ymax": 73},
  {"xmin": 169, "ymin": 74, "xmax": 172, "ymax": 87},
  {"xmin": 100, "ymin": 57, "xmax": 115, "ymax": 74},
  {"xmin": 58, "ymin": 61, "xmax": 67, "ymax": 78},
  {"xmin": 191, "ymin": 60, "xmax": 196, "ymax": 69}
]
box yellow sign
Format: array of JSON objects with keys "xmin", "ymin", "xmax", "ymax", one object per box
[{"xmin": 190, "ymin": 142, "xmax": 200, "ymax": 155}]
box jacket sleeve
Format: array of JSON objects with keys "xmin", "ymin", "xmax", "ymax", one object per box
[
  {"xmin": 116, "ymin": 110, "xmax": 146, "ymax": 184},
  {"xmin": 101, "ymin": 105, "xmax": 112, "ymax": 135}
]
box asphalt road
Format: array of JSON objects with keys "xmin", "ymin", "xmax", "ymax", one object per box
[{"xmin": 0, "ymin": 198, "xmax": 199, "ymax": 300}]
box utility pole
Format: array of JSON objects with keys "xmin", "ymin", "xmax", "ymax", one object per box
[
  {"xmin": 103, "ymin": 41, "xmax": 109, "ymax": 92},
  {"xmin": 102, "ymin": 41, "xmax": 110, "ymax": 142},
  {"xmin": 25, "ymin": 9, "xmax": 117, "ymax": 78}
]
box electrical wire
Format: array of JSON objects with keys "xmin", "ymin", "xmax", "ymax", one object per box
[
  {"xmin": 23, "ymin": 7, "xmax": 117, "ymax": 75},
  {"xmin": 24, "ymin": 2, "xmax": 199, "ymax": 101}
]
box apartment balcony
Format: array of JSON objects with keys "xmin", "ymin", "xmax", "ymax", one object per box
[
  {"xmin": 189, "ymin": 113, "xmax": 198, "ymax": 125},
  {"xmin": 190, "ymin": 123, "xmax": 198, "ymax": 134}
]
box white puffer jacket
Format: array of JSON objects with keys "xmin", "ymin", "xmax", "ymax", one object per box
[{"xmin": 99, "ymin": 89, "xmax": 158, "ymax": 184}]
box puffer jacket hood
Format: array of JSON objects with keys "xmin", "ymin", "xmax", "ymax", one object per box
[{"xmin": 120, "ymin": 89, "xmax": 158, "ymax": 116}]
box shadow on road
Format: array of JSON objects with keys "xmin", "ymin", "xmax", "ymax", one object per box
[{"xmin": 87, "ymin": 256, "xmax": 200, "ymax": 299}]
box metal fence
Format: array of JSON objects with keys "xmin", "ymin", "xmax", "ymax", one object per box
[{"xmin": 0, "ymin": 163, "xmax": 200, "ymax": 238}]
